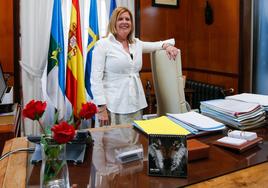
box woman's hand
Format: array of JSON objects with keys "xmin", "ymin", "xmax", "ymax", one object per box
[
  {"xmin": 162, "ymin": 43, "xmax": 179, "ymax": 60},
  {"xmin": 97, "ymin": 105, "xmax": 110, "ymax": 126}
]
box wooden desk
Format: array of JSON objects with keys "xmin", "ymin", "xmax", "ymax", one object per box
[
  {"xmin": 1, "ymin": 125, "xmax": 268, "ymax": 188},
  {"xmin": 0, "ymin": 137, "xmax": 28, "ymax": 188}
]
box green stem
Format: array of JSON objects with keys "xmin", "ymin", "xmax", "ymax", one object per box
[{"xmin": 37, "ymin": 119, "xmax": 47, "ymax": 136}]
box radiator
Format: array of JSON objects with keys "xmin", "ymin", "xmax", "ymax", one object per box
[{"xmin": 185, "ymin": 80, "xmax": 226, "ymax": 109}]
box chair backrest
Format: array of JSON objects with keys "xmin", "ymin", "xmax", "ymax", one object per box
[{"xmin": 150, "ymin": 50, "xmax": 187, "ymax": 116}]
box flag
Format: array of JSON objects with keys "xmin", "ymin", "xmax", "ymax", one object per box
[
  {"xmin": 47, "ymin": 0, "xmax": 65, "ymax": 120},
  {"xmin": 66, "ymin": 0, "xmax": 86, "ymax": 117},
  {"xmin": 85, "ymin": 0, "xmax": 99, "ymax": 98},
  {"xmin": 109, "ymin": 0, "xmax": 117, "ymax": 18}
]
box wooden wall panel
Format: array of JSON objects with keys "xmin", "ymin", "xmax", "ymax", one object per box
[
  {"xmin": 140, "ymin": 0, "xmax": 188, "ymax": 71},
  {"xmin": 0, "ymin": 1, "xmax": 14, "ymax": 73},
  {"xmin": 187, "ymin": 0, "xmax": 239, "ymax": 74},
  {"xmin": 138, "ymin": 0, "xmax": 240, "ymax": 93}
]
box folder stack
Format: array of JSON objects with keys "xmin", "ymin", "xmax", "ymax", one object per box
[
  {"xmin": 226, "ymin": 93, "xmax": 268, "ymax": 116},
  {"xmin": 200, "ymin": 99, "xmax": 266, "ymax": 130}
]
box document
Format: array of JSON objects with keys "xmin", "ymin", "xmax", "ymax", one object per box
[
  {"xmin": 133, "ymin": 116, "xmax": 190, "ymax": 135},
  {"xmin": 200, "ymin": 99, "xmax": 266, "ymax": 130},
  {"xmin": 167, "ymin": 111, "xmax": 225, "ymax": 131},
  {"xmin": 226, "ymin": 93, "xmax": 268, "ymax": 107},
  {"xmin": 200, "ymin": 99, "xmax": 262, "ymax": 117}
]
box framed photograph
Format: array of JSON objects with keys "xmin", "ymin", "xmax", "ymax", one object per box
[
  {"xmin": 148, "ymin": 134, "xmax": 187, "ymax": 177},
  {"xmin": 152, "ymin": 0, "xmax": 179, "ymax": 8}
]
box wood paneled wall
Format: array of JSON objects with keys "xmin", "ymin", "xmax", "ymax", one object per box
[
  {"xmin": 0, "ymin": 0, "xmax": 14, "ymax": 86},
  {"xmin": 138, "ymin": 0, "xmax": 240, "ymax": 93}
]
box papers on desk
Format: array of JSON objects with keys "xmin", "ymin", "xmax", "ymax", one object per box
[
  {"xmin": 226, "ymin": 93, "xmax": 268, "ymax": 112},
  {"xmin": 200, "ymin": 99, "xmax": 266, "ymax": 130},
  {"xmin": 201, "ymin": 99, "xmax": 261, "ymax": 117},
  {"xmin": 167, "ymin": 111, "xmax": 226, "ymax": 133},
  {"xmin": 133, "ymin": 116, "xmax": 190, "ymax": 135}
]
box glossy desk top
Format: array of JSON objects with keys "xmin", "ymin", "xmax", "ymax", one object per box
[
  {"xmin": 25, "ymin": 125, "xmax": 268, "ymax": 187},
  {"xmin": 88, "ymin": 126, "xmax": 268, "ymax": 188}
]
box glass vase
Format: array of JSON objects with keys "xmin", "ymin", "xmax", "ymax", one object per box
[
  {"xmin": 40, "ymin": 142, "xmax": 70, "ymax": 188},
  {"xmin": 79, "ymin": 119, "xmax": 90, "ymax": 129}
]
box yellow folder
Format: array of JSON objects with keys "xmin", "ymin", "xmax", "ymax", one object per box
[{"xmin": 133, "ymin": 116, "xmax": 190, "ymax": 135}]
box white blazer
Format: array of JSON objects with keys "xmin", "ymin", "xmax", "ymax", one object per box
[{"xmin": 91, "ymin": 33, "xmax": 175, "ymax": 114}]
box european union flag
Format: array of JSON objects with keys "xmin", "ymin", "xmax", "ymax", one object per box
[{"xmin": 85, "ymin": 0, "xmax": 99, "ymax": 98}]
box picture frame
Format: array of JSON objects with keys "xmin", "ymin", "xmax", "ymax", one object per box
[{"xmin": 152, "ymin": 0, "xmax": 179, "ymax": 8}]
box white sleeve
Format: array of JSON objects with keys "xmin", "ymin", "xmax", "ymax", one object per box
[
  {"xmin": 90, "ymin": 41, "xmax": 107, "ymax": 105},
  {"xmin": 141, "ymin": 38, "xmax": 175, "ymax": 53}
]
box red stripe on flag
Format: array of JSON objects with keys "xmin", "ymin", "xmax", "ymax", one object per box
[{"xmin": 66, "ymin": 67, "xmax": 77, "ymax": 113}]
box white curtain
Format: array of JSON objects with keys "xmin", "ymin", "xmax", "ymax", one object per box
[
  {"xmin": 20, "ymin": 0, "xmax": 134, "ymax": 135},
  {"xmin": 20, "ymin": 0, "xmax": 54, "ymax": 135}
]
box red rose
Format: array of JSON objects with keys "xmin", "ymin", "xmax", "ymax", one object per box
[
  {"xmin": 23, "ymin": 100, "xmax": 47, "ymax": 120},
  {"xmin": 79, "ymin": 102, "xmax": 97, "ymax": 119},
  {"xmin": 51, "ymin": 121, "xmax": 75, "ymax": 144}
]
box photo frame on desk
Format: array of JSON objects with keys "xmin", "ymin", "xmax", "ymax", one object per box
[
  {"xmin": 152, "ymin": 0, "xmax": 179, "ymax": 8},
  {"xmin": 148, "ymin": 134, "xmax": 187, "ymax": 177}
]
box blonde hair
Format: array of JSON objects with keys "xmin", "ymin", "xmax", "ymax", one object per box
[{"xmin": 107, "ymin": 7, "xmax": 134, "ymax": 43}]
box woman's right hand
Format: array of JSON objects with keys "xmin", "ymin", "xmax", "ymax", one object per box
[
  {"xmin": 98, "ymin": 106, "xmax": 110, "ymax": 126},
  {"xmin": 162, "ymin": 43, "xmax": 178, "ymax": 60}
]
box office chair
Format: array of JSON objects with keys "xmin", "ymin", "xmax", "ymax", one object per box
[{"xmin": 150, "ymin": 50, "xmax": 188, "ymax": 116}]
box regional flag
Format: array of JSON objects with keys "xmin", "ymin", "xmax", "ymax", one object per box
[
  {"xmin": 109, "ymin": 0, "xmax": 117, "ymax": 18},
  {"xmin": 66, "ymin": 0, "xmax": 86, "ymax": 117},
  {"xmin": 47, "ymin": 0, "xmax": 65, "ymax": 120},
  {"xmin": 85, "ymin": 0, "xmax": 99, "ymax": 98}
]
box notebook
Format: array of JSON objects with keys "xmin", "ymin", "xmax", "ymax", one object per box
[{"xmin": 133, "ymin": 116, "xmax": 190, "ymax": 135}]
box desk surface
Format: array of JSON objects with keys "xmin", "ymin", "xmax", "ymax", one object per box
[{"xmin": 1, "ymin": 125, "xmax": 268, "ymax": 188}]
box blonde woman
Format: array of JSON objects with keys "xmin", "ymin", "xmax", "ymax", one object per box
[{"xmin": 91, "ymin": 7, "xmax": 178, "ymax": 126}]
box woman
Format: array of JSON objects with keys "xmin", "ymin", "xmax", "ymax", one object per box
[{"xmin": 91, "ymin": 7, "xmax": 179, "ymax": 126}]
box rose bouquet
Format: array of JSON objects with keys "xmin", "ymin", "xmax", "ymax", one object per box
[{"xmin": 23, "ymin": 100, "xmax": 97, "ymax": 187}]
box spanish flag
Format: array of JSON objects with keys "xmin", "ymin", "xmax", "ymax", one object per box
[{"xmin": 66, "ymin": 0, "xmax": 86, "ymax": 117}]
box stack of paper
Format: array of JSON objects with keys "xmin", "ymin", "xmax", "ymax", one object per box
[
  {"xmin": 133, "ymin": 116, "xmax": 190, "ymax": 135},
  {"xmin": 226, "ymin": 93, "xmax": 268, "ymax": 113},
  {"xmin": 200, "ymin": 99, "xmax": 266, "ymax": 130},
  {"xmin": 167, "ymin": 111, "xmax": 226, "ymax": 134}
]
